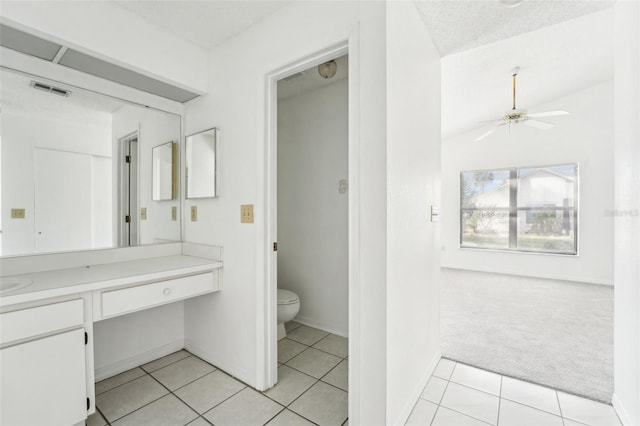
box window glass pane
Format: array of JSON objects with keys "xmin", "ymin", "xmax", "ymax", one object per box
[
  {"xmin": 517, "ymin": 210, "xmax": 576, "ymax": 253},
  {"xmin": 461, "ymin": 209, "xmax": 510, "ymax": 249},
  {"xmin": 517, "ymin": 164, "xmax": 577, "ymax": 208},
  {"xmin": 461, "ymin": 170, "xmax": 510, "ymax": 208}
]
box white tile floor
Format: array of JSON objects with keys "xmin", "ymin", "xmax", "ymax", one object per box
[
  {"xmin": 406, "ymin": 358, "xmax": 622, "ymax": 426},
  {"xmin": 88, "ymin": 322, "xmax": 348, "ymax": 426}
]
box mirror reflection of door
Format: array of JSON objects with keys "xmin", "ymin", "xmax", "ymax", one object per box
[
  {"xmin": 34, "ymin": 148, "xmax": 111, "ymax": 252},
  {"xmin": 119, "ymin": 134, "xmax": 138, "ymax": 247}
]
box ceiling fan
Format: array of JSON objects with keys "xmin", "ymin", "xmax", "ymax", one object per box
[{"xmin": 474, "ymin": 68, "xmax": 570, "ymax": 142}]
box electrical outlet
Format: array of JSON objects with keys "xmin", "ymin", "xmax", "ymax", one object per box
[
  {"xmin": 191, "ymin": 206, "xmax": 198, "ymax": 222},
  {"xmin": 171, "ymin": 206, "xmax": 177, "ymax": 221},
  {"xmin": 140, "ymin": 207, "xmax": 147, "ymax": 220},
  {"xmin": 11, "ymin": 208, "xmax": 25, "ymax": 219},
  {"xmin": 241, "ymin": 204, "xmax": 254, "ymax": 223}
]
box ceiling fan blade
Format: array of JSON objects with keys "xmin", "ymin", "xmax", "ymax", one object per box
[
  {"xmin": 523, "ymin": 118, "xmax": 555, "ymax": 130},
  {"xmin": 477, "ymin": 118, "xmax": 504, "ymax": 125},
  {"xmin": 474, "ymin": 123, "xmax": 506, "ymax": 141},
  {"xmin": 527, "ymin": 110, "xmax": 570, "ymax": 118}
]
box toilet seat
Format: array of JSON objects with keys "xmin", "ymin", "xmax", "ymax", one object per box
[{"xmin": 277, "ymin": 289, "xmax": 299, "ymax": 305}]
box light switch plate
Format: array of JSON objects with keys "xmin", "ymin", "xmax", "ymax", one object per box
[
  {"xmin": 11, "ymin": 208, "xmax": 25, "ymax": 219},
  {"xmin": 241, "ymin": 204, "xmax": 254, "ymax": 223},
  {"xmin": 191, "ymin": 206, "xmax": 198, "ymax": 222},
  {"xmin": 171, "ymin": 206, "xmax": 177, "ymax": 221},
  {"xmin": 140, "ymin": 207, "xmax": 147, "ymax": 220}
]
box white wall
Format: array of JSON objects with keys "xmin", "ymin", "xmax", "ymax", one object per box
[
  {"xmin": 183, "ymin": 2, "xmax": 389, "ymax": 423},
  {"xmin": 93, "ymin": 303, "xmax": 185, "ymax": 380},
  {"xmin": 442, "ymin": 81, "xmax": 614, "ymax": 285},
  {"xmin": 385, "ymin": 2, "xmax": 442, "ymax": 424},
  {"xmin": 1, "ymin": 107, "xmax": 112, "ymax": 255},
  {"xmin": 277, "ymin": 78, "xmax": 349, "ymax": 337},
  {"xmin": 111, "ymin": 105, "xmax": 181, "ymax": 246},
  {"xmin": 0, "ymin": 0, "xmax": 208, "ymax": 94},
  {"xmin": 613, "ymin": 2, "xmax": 640, "ymax": 425}
]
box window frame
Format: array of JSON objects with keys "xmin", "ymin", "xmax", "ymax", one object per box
[{"xmin": 459, "ymin": 163, "xmax": 579, "ymax": 255}]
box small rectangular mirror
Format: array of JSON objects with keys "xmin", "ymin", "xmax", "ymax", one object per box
[
  {"xmin": 186, "ymin": 128, "xmax": 217, "ymax": 199},
  {"xmin": 152, "ymin": 141, "xmax": 177, "ymax": 201}
]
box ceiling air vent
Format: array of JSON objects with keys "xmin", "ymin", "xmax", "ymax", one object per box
[{"xmin": 30, "ymin": 81, "xmax": 71, "ymax": 97}]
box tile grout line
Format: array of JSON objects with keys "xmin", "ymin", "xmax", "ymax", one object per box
[
  {"xmin": 430, "ymin": 372, "xmax": 454, "ymax": 426},
  {"xmin": 171, "ymin": 375, "xmax": 248, "ymax": 419},
  {"xmin": 102, "ymin": 383, "xmax": 169, "ymax": 424},
  {"xmin": 281, "ymin": 360, "xmax": 346, "ymax": 390},
  {"xmin": 436, "ymin": 363, "xmax": 497, "ymax": 426},
  {"xmin": 95, "ymin": 406, "xmax": 112, "ymax": 426},
  {"xmin": 96, "ymin": 352, "xmax": 193, "ymax": 397},
  {"xmin": 99, "ymin": 335, "xmax": 347, "ymax": 426}
]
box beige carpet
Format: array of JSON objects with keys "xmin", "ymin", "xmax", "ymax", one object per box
[{"xmin": 440, "ymin": 268, "xmax": 614, "ymax": 403}]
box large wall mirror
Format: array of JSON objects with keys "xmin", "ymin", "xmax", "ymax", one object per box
[
  {"xmin": 0, "ymin": 67, "xmax": 182, "ymax": 257},
  {"xmin": 186, "ymin": 128, "xmax": 217, "ymax": 199}
]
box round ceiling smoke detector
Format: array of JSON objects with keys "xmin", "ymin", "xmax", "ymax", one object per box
[
  {"xmin": 498, "ymin": 0, "xmax": 523, "ymax": 7},
  {"xmin": 318, "ymin": 60, "xmax": 337, "ymax": 79}
]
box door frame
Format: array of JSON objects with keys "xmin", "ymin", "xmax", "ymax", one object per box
[
  {"xmin": 117, "ymin": 132, "xmax": 139, "ymax": 247},
  {"xmin": 259, "ymin": 34, "xmax": 361, "ymax": 420}
]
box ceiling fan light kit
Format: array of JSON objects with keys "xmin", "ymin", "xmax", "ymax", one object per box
[{"xmin": 474, "ymin": 67, "xmax": 570, "ymax": 141}]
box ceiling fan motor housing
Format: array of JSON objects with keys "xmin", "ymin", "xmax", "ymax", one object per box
[{"xmin": 504, "ymin": 109, "xmax": 528, "ymax": 123}]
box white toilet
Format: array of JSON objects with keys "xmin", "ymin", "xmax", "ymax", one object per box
[{"xmin": 277, "ymin": 289, "xmax": 300, "ymax": 340}]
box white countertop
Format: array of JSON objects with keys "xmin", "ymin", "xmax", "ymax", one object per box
[{"xmin": 0, "ymin": 255, "xmax": 222, "ymax": 307}]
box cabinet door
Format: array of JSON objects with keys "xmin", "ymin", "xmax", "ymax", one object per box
[{"xmin": 1, "ymin": 328, "xmax": 87, "ymax": 426}]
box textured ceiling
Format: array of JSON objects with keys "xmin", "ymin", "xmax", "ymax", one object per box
[
  {"xmin": 107, "ymin": 1, "xmax": 614, "ymax": 140},
  {"xmin": 415, "ymin": 0, "xmax": 614, "ymax": 56},
  {"xmin": 112, "ymin": 0, "xmax": 292, "ymax": 50},
  {"xmin": 441, "ymin": 8, "xmax": 614, "ymax": 139}
]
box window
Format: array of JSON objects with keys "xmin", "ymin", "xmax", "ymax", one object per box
[{"xmin": 460, "ymin": 164, "xmax": 578, "ymax": 254}]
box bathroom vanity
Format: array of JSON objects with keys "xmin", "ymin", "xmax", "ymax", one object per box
[{"xmin": 0, "ymin": 242, "xmax": 222, "ymax": 426}]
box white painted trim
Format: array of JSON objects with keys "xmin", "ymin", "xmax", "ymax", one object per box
[
  {"xmin": 292, "ymin": 317, "xmax": 348, "ymax": 339},
  {"xmin": 93, "ymin": 338, "xmax": 184, "ymax": 381},
  {"xmin": 346, "ymin": 24, "xmax": 361, "ymax": 426},
  {"xmin": 612, "ymin": 393, "xmax": 634, "ymax": 426},
  {"xmin": 392, "ymin": 351, "xmax": 442, "ymax": 426},
  {"xmin": 259, "ymin": 35, "xmax": 360, "ymax": 416}
]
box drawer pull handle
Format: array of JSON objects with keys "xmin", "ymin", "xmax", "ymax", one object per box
[{"xmin": 163, "ymin": 288, "xmax": 172, "ymax": 296}]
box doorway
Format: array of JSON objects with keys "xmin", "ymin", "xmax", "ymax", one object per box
[
  {"xmin": 262, "ymin": 43, "xmax": 352, "ymax": 424},
  {"xmin": 118, "ymin": 133, "xmax": 138, "ymax": 247}
]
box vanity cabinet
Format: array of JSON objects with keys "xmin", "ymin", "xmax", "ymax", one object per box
[{"xmin": 0, "ymin": 300, "xmax": 88, "ymax": 426}]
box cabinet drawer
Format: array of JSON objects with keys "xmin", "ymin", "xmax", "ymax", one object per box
[
  {"xmin": 101, "ymin": 272, "xmax": 215, "ymax": 318},
  {"xmin": 0, "ymin": 299, "xmax": 84, "ymax": 346}
]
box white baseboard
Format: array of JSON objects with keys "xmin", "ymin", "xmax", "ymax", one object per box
[
  {"xmin": 392, "ymin": 350, "xmax": 442, "ymax": 426},
  {"xmin": 184, "ymin": 338, "xmax": 256, "ymax": 389},
  {"xmin": 612, "ymin": 393, "xmax": 636, "ymax": 426},
  {"xmin": 94, "ymin": 339, "xmax": 184, "ymax": 382},
  {"xmin": 293, "ymin": 316, "xmax": 348, "ymax": 338}
]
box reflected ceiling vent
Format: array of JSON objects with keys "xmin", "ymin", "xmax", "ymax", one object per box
[
  {"xmin": 0, "ymin": 23, "xmax": 200, "ymax": 103},
  {"xmin": 30, "ymin": 80, "xmax": 71, "ymax": 97}
]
